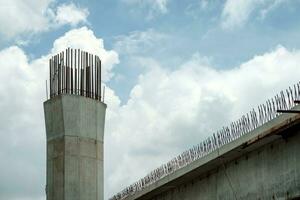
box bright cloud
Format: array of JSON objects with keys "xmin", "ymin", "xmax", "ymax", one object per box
[
  {"xmin": 260, "ymin": 0, "xmax": 286, "ymax": 19},
  {"xmin": 221, "ymin": 0, "xmax": 258, "ymax": 29},
  {"xmin": 0, "ymin": 27, "xmax": 118, "ymax": 200},
  {"xmin": 0, "ymin": 45, "xmax": 47, "ymax": 200},
  {"xmin": 0, "ymin": 0, "xmax": 89, "ymax": 39},
  {"xmin": 54, "ymin": 3, "xmax": 89, "ymax": 26},
  {"xmin": 114, "ymin": 29, "xmax": 168, "ymax": 55},
  {"xmin": 221, "ymin": 0, "xmax": 288, "ymax": 29},
  {"xmin": 0, "ymin": 0, "xmax": 52, "ymax": 38}
]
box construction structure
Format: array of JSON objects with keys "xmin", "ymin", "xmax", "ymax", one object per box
[
  {"xmin": 110, "ymin": 84, "xmax": 300, "ymax": 200},
  {"xmin": 42, "ymin": 47, "xmax": 300, "ymax": 200},
  {"xmin": 43, "ymin": 48, "xmax": 106, "ymax": 200}
]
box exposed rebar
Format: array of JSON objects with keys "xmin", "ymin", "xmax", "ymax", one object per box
[{"xmin": 49, "ymin": 48, "xmax": 102, "ymax": 101}]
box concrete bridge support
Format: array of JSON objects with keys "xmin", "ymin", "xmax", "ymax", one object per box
[
  {"xmin": 44, "ymin": 95, "xmax": 106, "ymax": 200},
  {"xmin": 124, "ymin": 113, "xmax": 300, "ymax": 200},
  {"xmin": 153, "ymin": 129, "xmax": 300, "ymax": 200}
]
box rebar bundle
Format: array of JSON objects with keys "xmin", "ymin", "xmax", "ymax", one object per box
[
  {"xmin": 109, "ymin": 82, "xmax": 300, "ymax": 200},
  {"xmin": 49, "ymin": 48, "xmax": 102, "ymax": 101}
]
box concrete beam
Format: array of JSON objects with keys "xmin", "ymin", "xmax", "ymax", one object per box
[{"xmin": 124, "ymin": 105, "xmax": 300, "ymax": 200}]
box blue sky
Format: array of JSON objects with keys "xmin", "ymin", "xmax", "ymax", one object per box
[
  {"xmin": 1, "ymin": 0, "xmax": 300, "ymax": 199},
  {"xmin": 2, "ymin": 0, "xmax": 300, "ymax": 102}
]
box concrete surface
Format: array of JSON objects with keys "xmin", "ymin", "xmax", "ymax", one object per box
[
  {"xmin": 44, "ymin": 94, "xmax": 106, "ymax": 200},
  {"xmin": 124, "ymin": 106, "xmax": 300, "ymax": 200}
]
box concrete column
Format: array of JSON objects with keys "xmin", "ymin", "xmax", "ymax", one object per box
[{"xmin": 44, "ymin": 94, "xmax": 106, "ymax": 200}]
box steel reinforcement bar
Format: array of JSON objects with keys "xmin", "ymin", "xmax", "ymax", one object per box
[{"xmin": 49, "ymin": 48, "xmax": 102, "ymax": 101}]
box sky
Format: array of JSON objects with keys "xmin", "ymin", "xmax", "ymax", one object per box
[{"xmin": 1, "ymin": 0, "xmax": 300, "ymax": 199}]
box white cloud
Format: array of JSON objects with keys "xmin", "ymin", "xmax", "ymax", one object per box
[
  {"xmin": 0, "ymin": 0, "xmax": 89, "ymax": 39},
  {"xmin": 54, "ymin": 3, "xmax": 89, "ymax": 26},
  {"xmin": 105, "ymin": 46, "xmax": 300, "ymax": 197},
  {"xmin": 221, "ymin": 0, "xmax": 261, "ymax": 29},
  {"xmin": 260, "ymin": 0, "xmax": 285, "ymax": 19},
  {"xmin": 221, "ymin": 0, "xmax": 288, "ymax": 29},
  {"xmin": 0, "ymin": 0, "xmax": 52, "ymax": 38},
  {"xmin": 185, "ymin": 0, "xmax": 209, "ymax": 19},
  {"xmin": 0, "ymin": 45, "xmax": 47, "ymax": 200},
  {"xmin": 114, "ymin": 29, "xmax": 168, "ymax": 55},
  {"xmin": 0, "ymin": 27, "xmax": 118, "ymax": 200},
  {"xmin": 122, "ymin": 0, "xmax": 169, "ymax": 19}
]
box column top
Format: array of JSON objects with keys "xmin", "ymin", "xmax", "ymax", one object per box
[{"xmin": 48, "ymin": 47, "xmax": 104, "ymax": 102}]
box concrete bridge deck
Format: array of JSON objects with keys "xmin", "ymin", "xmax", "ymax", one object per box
[{"xmin": 123, "ymin": 105, "xmax": 300, "ymax": 200}]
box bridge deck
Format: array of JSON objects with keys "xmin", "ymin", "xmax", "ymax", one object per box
[{"xmin": 124, "ymin": 105, "xmax": 300, "ymax": 200}]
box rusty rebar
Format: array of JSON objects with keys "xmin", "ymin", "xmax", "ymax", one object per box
[{"xmin": 48, "ymin": 48, "xmax": 102, "ymax": 101}]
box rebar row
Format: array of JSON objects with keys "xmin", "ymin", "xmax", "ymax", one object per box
[
  {"xmin": 109, "ymin": 81, "xmax": 300, "ymax": 200},
  {"xmin": 49, "ymin": 48, "xmax": 102, "ymax": 101}
]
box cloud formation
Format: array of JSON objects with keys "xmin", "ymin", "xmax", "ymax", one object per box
[
  {"xmin": 0, "ymin": 0, "xmax": 89, "ymax": 39},
  {"xmin": 221, "ymin": 0, "xmax": 287, "ymax": 29},
  {"xmin": 54, "ymin": 3, "xmax": 89, "ymax": 26},
  {"xmin": 114, "ymin": 29, "xmax": 168, "ymax": 56},
  {"xmin": 0, "ymin": 45, "xmax": 47, "ymax": 200}
]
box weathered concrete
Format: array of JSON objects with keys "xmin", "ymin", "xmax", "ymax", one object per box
[
  {"xmin": 44, "ymin": 94, "xmax": 106, "ymax": 200},
  {"xmin": 125, "ymin": 106, "xmax": 300, "ymax": 200}
]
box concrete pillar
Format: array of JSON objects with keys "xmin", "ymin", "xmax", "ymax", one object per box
[{"xmin": 44, "ymin": 94, "xmax": 106, "ymax": 200}]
